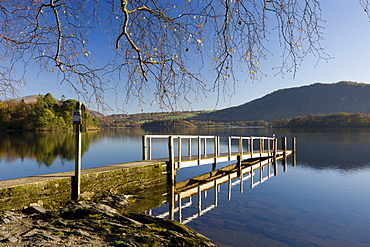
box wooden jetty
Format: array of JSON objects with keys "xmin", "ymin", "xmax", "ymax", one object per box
[
  {"xmin": 143, "ymin": 135, "xmax": 296, "ymax": 185},
  {"xmin": 142, "ymin": 134, "xmax": 296, "ymax": 222}
]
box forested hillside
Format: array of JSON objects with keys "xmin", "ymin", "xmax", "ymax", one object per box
[
  {"xmin": 272, "ymin": 113, "xmax": 370, "ymax": 128},
  {"xmin": 192, "ymin": 81, "xmax": 370, "ymax": 122},
  {"xmin": 0, "ymin": 93, "xmax": 99, "ymax": 130}
]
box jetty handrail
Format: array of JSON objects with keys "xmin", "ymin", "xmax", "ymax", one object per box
[
  {"xmin": 142, "ymin": 134, "xmax": 279, "ymax": 164},
  {"xmin": 227, "ymin": 136, "xmax": 276, "ymax": 158},
  {"xmin": 142, "ymin": 134, "xmax": 219, "ymax": 161}
]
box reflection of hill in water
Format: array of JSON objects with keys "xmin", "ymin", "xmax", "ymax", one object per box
[{"xmin": 280, "ymin": 128, "xmax": 370, "ymax": 170}]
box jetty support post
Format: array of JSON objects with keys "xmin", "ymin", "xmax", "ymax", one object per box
[
  {"xmin": 292, "ymin": 137, "xmax": 297, "ymax": 167},
  {"xmin": 273, "ymin": 137, "xmax": 278, "ymax": 176},
  {"xmin": 282, "ymin": 137, "xmax": 287, "ymax": 172},
  {"xmin": 168, "ymin": 178, "xmax": 175, "ymax": 221},
  {"xmin": 167, "ymin": 136, "xmax": 175, "ymax": 186},
  {"xmin": 212, "ymin": 136, "xmax": 217, "ymax": 170},
  {"xmin": 249, "ymin": 137, "xmax": 253, "ymax": 158},
  {"xmin": 237, "ymin": 154, "xmax": 243, "ymax": 193},
  {"xmin": 282, "ymin": 137, "xmax": 287, "ymax": 158},
  {"xmin": 237, "ymin": 154, "xmax": 242, "ymax": 177},
  {"xmin": 213, "ymin": 136, "xmax": 218, "ymax": 164}
]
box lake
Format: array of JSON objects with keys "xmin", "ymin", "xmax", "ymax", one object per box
[{"xmin": 1, "ymin": 128, "xmax": 370, "ymax": 246}]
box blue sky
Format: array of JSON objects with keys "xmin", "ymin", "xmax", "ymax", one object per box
[{"xmin": 17, "ymin": 1, "xmax": 370, "ymax": 115}]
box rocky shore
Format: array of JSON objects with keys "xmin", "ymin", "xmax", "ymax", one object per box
[{"xmin": 0, "ymin": 195, "xmax": 215, "ymax": 246}]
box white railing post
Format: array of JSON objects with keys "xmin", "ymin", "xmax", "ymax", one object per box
[
  {"xmin": 214, "ymin": 136, "xmax": 218, "ymax": 163},
  {"xmin": 250, "ymin": 137, "xmax": 253, "ymax": 158},
  {"xmin": 148, "ymin": 136, "xmax": 152, "ymax": 160},
  {"xmin": 142, "ymin": 135, "xmax": 147, "ymax": 160},
  {"xmin": 188, "ymin": 138, "xmax": 191, "ymax": 156},
  {"xmin": 239, "ymin": 137, "xmax": 243, "ymax": 155},
  {"xmin": 228, "ymin": 136, "xmax": 231, "ymax": 161},
  {"xmin": 168, "ymin": 136, "xmax": 175, "ymax": 185},
  {"xmin": 198, "ymin": 136, "xmax": 201, "ymax": 165},
  {"xmin": 218, "ymin": 136, "xmax": 220, "ymax": 156},
  {"xmin": 178, "ymin": 136, "xmax": 182, "ymax": 168},
  {"xmin": 203, "ymin": 137, "xmax": 207, "ymax": 155}
]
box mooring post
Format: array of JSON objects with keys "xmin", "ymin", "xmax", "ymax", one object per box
[
  {"xmin": 142, "ymin": 135, "xmax": 147, "ymax": 160},
  {"xmin": 237, "ymin": 155, "xmax": 242, "ymax": 177},
  {"xmin": 273, "ymin": 137, "xmax": 278, "ymax": 176},
  {"xmin": 268, "ymin": 138, "xmax": 271, "ymax": 156},
  {"xmin": 282, "ymin": 137, "xmax": 287, "ymax": 158},
  {"xmin": 273, "ymin": 137, "xmax": 277, "ymax": 160},
  {"xmin": 167, "ymin": 136, "xmax": 175, "ymax": 186}
]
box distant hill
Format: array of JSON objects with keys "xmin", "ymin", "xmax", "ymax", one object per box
[
  {"xmin": 89, "ymin": 110, "xmax": 105, "ymax": 118},
  {"xmin": 192, "ymin": 81, "xmax": 370, "ymax": 122},
  {"xmin": 13, "ymin": 95, "xmax": 44, "ymax": 104}
]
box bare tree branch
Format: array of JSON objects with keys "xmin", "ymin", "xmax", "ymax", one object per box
[{"xmin": 1, "ymin": 0, "xmax": 364, "ymax": 111}]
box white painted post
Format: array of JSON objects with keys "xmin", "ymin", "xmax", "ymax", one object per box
[
  {"xmin": 148, "ymin": 136, "xmax": 152, "ymax": 160},
  {"xmin": 218, "ymin": 136, "xmax": 220, "ymax": 156},
  {"xmin": 188, "ymin": 138, "xmax": 191, "ymax": 156},
  {"xmin": 239, "ymin": 137, "xmax": 243, "ymax": 155},
  {"xmin": 228, "ymin": 136, "xmax": 231, "ymax": 161},
  {"xmin": 249, "ymin": 137, "xmax": 253, "ymax": 158},
  {"xmin": 214, "ymin": 136, "xmax": 218, "ymax": 163},
  {"xmin": 167, "ymin": 136, "xmax": 175, "ymax": 186},
  {"xmin": 198, "ymin": 136, "xmax": 201, "ymax": 165},
  {"xmin": 142, "ymin": 135, "xmax": 147, "ymax": 160},
  {"xmin": 178, "ymin": 136, "xmax": 181, "ymax": 167},
  {"xmin": 203, "ymin": 137, "xmax": 207, "ymax": 155}
]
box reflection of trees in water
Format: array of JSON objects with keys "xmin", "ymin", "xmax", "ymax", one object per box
[
  {"xmin": 3, "ymin": 127, "xmax": 370, "ymax": 170},
  {"xmin": 0, "ymin": 131, "xmax": 100, "ymax": 167}
]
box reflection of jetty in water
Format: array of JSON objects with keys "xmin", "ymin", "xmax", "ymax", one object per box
[{"xmin": 145, "ymin": 139, "xmax": 296, "ymax": 224}]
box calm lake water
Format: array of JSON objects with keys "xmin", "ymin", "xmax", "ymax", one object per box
[{"xmin": 1, "ymin": 128, "xmax": 370, "ymax": 246}]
